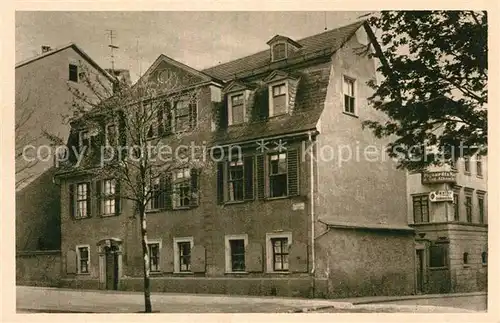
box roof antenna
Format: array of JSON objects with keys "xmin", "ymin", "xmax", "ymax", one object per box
[
  {"xmin": 324, "ymin": 12, "xmax": 328, "ymax": 31},
  {"xmin": 106, "ymin": 29, "xmax": 119, "ymax": 73}
]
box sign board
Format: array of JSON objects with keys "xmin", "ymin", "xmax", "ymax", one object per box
[
  {"xmin": 292, "ymin": 202, "xmax": 305, "ymax": 211},
  {"xmin": 429, "ymin": 190, "xmax": 454, "ymax": 202},
  {"xmin": 422, "ymin": 171, "xmax": 456, "ymax": 184}
]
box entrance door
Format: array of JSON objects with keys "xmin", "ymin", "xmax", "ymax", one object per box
[
  {"xmin": 105, "ymin": 246, "xmax": 119, "ymax": 290},
  {"xmin": 416, "ymin": 249, "xmax": 424, "ymax": 294}
]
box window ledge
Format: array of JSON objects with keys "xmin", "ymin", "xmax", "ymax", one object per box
[
  {"xmin": 482, "ymin": 264, "xmax": 487, "ymax": 267},
  {"xmin": 342, "ymin": 111, "xmax": 359, "ymax": 118},
  {"xmin": 76, "ymin": 273, "xmax": 91, "ymax": 276},
  {"xmin": 173, "ymin": 272, "xmax": 194, "ymax": 275},
  {"xmin": 463, "ymin": 265, "xmax": 470, "ymax": 268},
  {"xmin": 224, "ymin": 271, "xmax": 249, "ymax": 275},
  {"xmin": 477, "ymin": 175, "xmax": 484, "ymax": 179},
  {"xmin": 266, "ymin": 271, "xmax": 290, "ymax": 275},
  {"xmin": 101, "ymin": 213, "xmax": 121, "ymax": 218},
  {"xmin": 72, "ymin": 217, "xmax": 92, "ymax": 221},
  {"xmin": 464, "ymin": 172, "xmax": 471, "ymax": 176},
  {"xmin": 145, "ymin": 209, "xmax": 166, "ymax": 214},
  {"xmin": 265, "ymin": 196, "xmax": 290, "ymax": 202},
  {"xmin": 429, "ymin": 267, "xmax": 448, "ymax": 271},
  {"xmin": 223, "ymin": 200, "xmax": 248, "ymax": 206},
  {"xmin": 173, "ymin": 206, "xmax": 191, "ymax": 211},
  {"xmin": 150, "ymin": 271, "xmax": 163, "ymax": 276}
]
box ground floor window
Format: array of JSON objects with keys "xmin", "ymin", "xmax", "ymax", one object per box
[
  {"xmin": 224, "ymin": 234, "xmax": 248, "ymax": 273},
  {"xmin": 147, "ymin": 242, "xmax": 161, "ymax": 272},
  {"xmin": 265, "ymin": 232, "xmax": 292, "ymax": 273},
  {"xmin": 173, "ymin": 237, "xmax": 193, "ymax": 273},
  {"xmin": 428, "ymin": 243, "xmax": 448, "ymax": 268},
  {"xmin": 76, "ymin": 245, "xmax": 90, "ymax": 274}
]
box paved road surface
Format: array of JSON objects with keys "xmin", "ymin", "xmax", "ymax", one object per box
[{"xmin": 15, "ymin": 286, "xmax": 480, "ymax": 313}]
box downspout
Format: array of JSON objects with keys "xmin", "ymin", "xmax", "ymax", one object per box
[{"xmin": 308, "ymin": 131, "xmax": 316, "ymax": 293}]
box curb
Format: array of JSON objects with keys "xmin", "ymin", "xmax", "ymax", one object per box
[{"xmin": 349, "ymin": 292, "xmax": 487, "ymax": 305}]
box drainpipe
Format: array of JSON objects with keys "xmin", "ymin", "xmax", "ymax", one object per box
[{"xmin": 308, "ymin": 131, "xmax": 316, "ymax": 277}]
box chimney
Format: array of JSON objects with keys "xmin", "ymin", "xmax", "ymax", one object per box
[{"xmin": 41, "ymin": 45, "xmax": 52, "ymax": 53}]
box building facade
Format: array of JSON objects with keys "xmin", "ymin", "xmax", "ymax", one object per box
[
  {"xmin": 407, "ymin": 155, "xmax": 488, "ymax": 294},
  {"xmin": 15, "ymin": 44, "xmax": 114, "ymax": 252},
  {"xmin": 54, "ymin": 21, "xmax": 416, "ymax": 298}
]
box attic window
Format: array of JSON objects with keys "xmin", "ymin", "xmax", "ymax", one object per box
[{"xmin": 272, "ymin": 43, "xmax": 287, "ymax": 61}]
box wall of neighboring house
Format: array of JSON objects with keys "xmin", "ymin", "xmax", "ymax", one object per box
[
  {"xmin": 16, "ymin": 47, "xmax": 113, "ymax": 256},
  {"xmin": 16, "ymin": 250, "xmax": 61, "ymax": 287},
  {"xmin": 313, "ymin": 27, "xmax": 415, "ymax": 296}
]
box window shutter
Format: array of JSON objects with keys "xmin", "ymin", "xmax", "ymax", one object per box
[
  {"xmin": 245, "ymin": 242, "xmax": 263, "ymax": 272},
  {"xmin": 289, "ymin": 241, "xmax": 308, "ymax": 272},
  {"xmin": 115, "ymin": 180, "xmax": 121, "ymax": 215},
  {"xmin": 191, "ymin": 245, "xmax": 206, "ymax": 273},
  {"xmin": 244, "ymin": 156, "xmax": 254, "ymax": 200},
  {"xmin": 157, "ymin": 107, "xmax": 164, "ymax": 136},
  {"xmin": 69, "ymin": 184, "xmax": 75, "ymax": 218},
  {"xmin": 67, "ymin": 130, "xmax": 79, "ymax": 163},
  {"xmin": 218, "ymin": 97, "xmax": 228, "ymax": 130},
  {"xmin": 216, "ymin": 162, "xmax": 224, "ymax": 204},
  {"xmin": 95, "ymin": 180, "xmax": 102, "ymax": 216},
  {"xmin": 190, "ymin": 168, "xmax": 200, "ymax": 207},
  {"xmin": 256, "ymin": 155, "xmax": 265, "ymax": 199},
  {"xmin": 160, "ymin": 241, "xmax": 174, "ymax": 273},
  {"xmin": 117, "ymin": 111, "xmax": 127, "ymax": 147},
  {"xmin": 66, "ymin": 249, "xmax": 77, "ymax": 274},
  {"xmin": 287, "ymin": 148, "xmax": 299, "ymax": 196},
  {"xmin": 254, "ymin": 87, "xmax": 269, "ymax": 121},
  {"xmin": 164, "ymin": 173, "xmax": 172, "ymax": 210},
  {"xmin": 86, "ymin": 182, "xmax": 92, "ymax": 217},
  {"xmin": 165, "ymin": 101, "xmax": 173, "ymax": 134},
  {"xmin": 189, "ymin": 102, "xmax": 198, "ymax": 129}
]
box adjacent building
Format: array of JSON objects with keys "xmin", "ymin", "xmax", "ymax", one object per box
[
  {"xmin": 52, "ymin": 20, "xmax": 418, "ymax": 298},
  {"xmin": 407, "ymin": 155, "xmax": 488, "ymax": 294},
  {"xmin": 15, "ymin": 44, "xmax": 115, "ymax": 285}
]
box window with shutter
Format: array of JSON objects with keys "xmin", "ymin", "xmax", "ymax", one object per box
[
  {"xmin": 269, "ymin": 153, "xmax": 287, "ymax": 198},
  {"xmin": 243, "ymin": 156, "xmax": 254, "ymax": 200},
  {"xmin": 287, "ymin": 148, "xmax": 299, "ymax": 196},
  {"xmin": 172, "ymin": 168, "xmax": 191, "ymax": 208},
  {"xmin": 73, "ymin": 182, "xmax": 91, "ymax": 219},
  {"xmin": 190, "ymin": 168, "xmax": 199, "ymax": 207},
  {"xmin": 173, "ymin": 237, "xmax": 193, "ymax": 273}
]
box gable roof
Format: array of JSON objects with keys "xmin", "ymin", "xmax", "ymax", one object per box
[
  {"xmin": 138, "ymin": 54, "xmax": 222, "ymax": 85},
  {"xmin": 202, "ymin": 20, "xmax": 365, "ymax": 81},
  {"xmin": 15, "ymin": 43, "xmax": 116, "ymax": 83}
]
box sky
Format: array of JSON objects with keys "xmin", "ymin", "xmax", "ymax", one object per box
[{"xmin": 16, "ymin": 11, "xmax": 369, "ymax": 83}]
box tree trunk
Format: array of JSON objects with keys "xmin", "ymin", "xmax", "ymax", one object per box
[{"xmin": 139, "ymin": 209, "xmax": 152, "ymax": 313}]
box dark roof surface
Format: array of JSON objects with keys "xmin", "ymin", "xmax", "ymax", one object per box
[{"xmin": 202, "ymin": 20, "xmax": 365, "ymax": 81}]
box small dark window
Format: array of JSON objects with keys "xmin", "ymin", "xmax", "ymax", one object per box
[
  {"xmin": 453, "ymin": 193, "xmax": 460, "ymax": 221},
  {"xmin": 465, "ymin": 195, "xmax": 473, "ymax": 222},
  {"xmin": 272, "ymin": 43, "xmax": 286, "ymax": 61},
  {"xmin": 463, "ymin": 252, "xmax": 469, "ymax": 265},
  {"xmin": 464, "ymin": 157, "xmax": 471, "ymax": 173},
  {"xmin": 481, "ymin": 251, "xmax": 487, "ymax": 264},
  {"xmin": 343, "ymin": 77, "xmax": 355, "ymax": 114},
  {"xmin": 106, "ymin": 124, "xmax": 117, "ymax": 146},
  {"xmin": 148, "ymin": 243, "xmax": 160, "ymax": 272},
  {"xmin": 413, "ymin": 195, "xmax": 429, "ymax": 223},
  {"xmin": 69, "ymin": 64, "xmax": 78, "ymax": 82},
  {"xmin": 478, "ymin": 196, "xmax": 485, "ymax": 224},
  {"xmin": 429, "ymin": 243, "xmax": 448, "ymax": 268},
  {"xmin": 174, "ymin": 100, "xmax": 191, "ymax": 133},
  {"xmin": 229, "ymin": 239, "xmax": 245, "ymax": 272},
  {"xmin": 178, "ymin": 241, "xmax": 191, "ymax": 272},
  {"xmin": 476, "ymin": 156, "xmax": 483, "ymax": 177},
  {"xmin": 269, "ymin": 153, "xmax": 287, "ymax": 198},
  {"xmin": 271, "ymin": 237, "xmax": 289, "ymax": 271}
]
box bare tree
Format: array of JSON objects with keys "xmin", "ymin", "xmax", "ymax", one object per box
[{"xmin": 55, "ymin": 64, "xmax": 205, "ymax": 312}]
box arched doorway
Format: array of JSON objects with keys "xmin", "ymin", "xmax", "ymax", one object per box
[{"xmin": 97, "ymin": 238, "xmax": 123, "ymax": 290}]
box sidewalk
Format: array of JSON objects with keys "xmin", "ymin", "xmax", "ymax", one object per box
[{"xmin": 16, "ymin": 286, "xmax": 481, "ymax": 313}]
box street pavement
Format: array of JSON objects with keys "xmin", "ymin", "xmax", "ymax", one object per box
[{"xmin": 15, "ymin": 286, "xmax": 483, "ymax": 313}]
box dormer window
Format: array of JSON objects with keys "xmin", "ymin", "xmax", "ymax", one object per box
[
  {"xmin": 271, "ymin": 83, "xmax": 287, "ymax": 116},
  {"xmin": 229, "ymin": 93, "xmax": 245, "ymax": 125},
  {"xmin": 267, "ymin": 35, "xmax": 302, "ymax": 63},
  {"xmin": 272, "ymin": 43, "xmax": 287, "ymax": 61}
]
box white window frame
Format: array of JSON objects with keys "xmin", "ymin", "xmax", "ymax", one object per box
[
  {"xmin": 271, "ymin": 42, "xmax": 288, "ymax": 62},
  {"xmin": 75, "ymin": 182, "xmax": 90, "ymax": 219},
  {"xmin": 172, "ymin": 167, "xmax": 192, "ymax": 209},
  {"xmin": 147, "ymin": 239, "xmax": 162, "ymax": 273},
  {"xmin": 342, "ymin": 75, "xmax": 357, "ymax": 115},
  {"xmin": 228, "ymin": 92, "xmax": 246, "ymax": 126},
  {"xmin": 265, "ymin": 232, "xmax": 292, "ymax": 273},
  {"xmin": 173, "ymin": 237, "xmax": 194, "ymax": 273},
  {"xmin": 101, "ymin": 179, "xmax": 116, "ymax": 216},
  {"xmin": 224, "ymin": 234, "xmax": 248, "ymax": 273},
  {"xmin": 268, "ymin": 81, "xmax": 289, "ymax": 117},
  {"xmin": 76, "ymin": 244, "xmax": 90, "ymax": 274}
]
